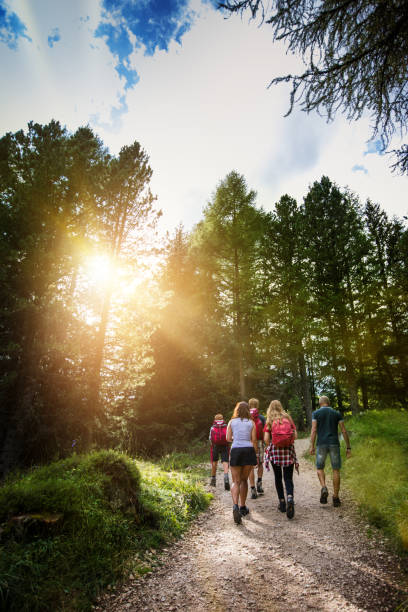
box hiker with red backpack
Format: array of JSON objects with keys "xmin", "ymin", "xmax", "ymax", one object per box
[
  {"xmin": 263, "ymin": 400, "xmax": 299, "ymax": 520},
  {"xmin": 248, "ymin": 398, "xmax": 266, "ymax": 499},
  {"xmin": 209, "ymin": 413, "xmax": 230, "ymax": 490}
]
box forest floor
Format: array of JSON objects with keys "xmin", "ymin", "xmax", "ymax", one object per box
[{"xmin": 95, "ymin": 439, "xmax": 408, "ymax": 612}]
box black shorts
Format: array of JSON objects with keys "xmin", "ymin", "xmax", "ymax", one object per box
[
  {"xmin": 211, "ymin": 445, "xmax": 229, "ymax": 463},
  {"xmin": 230, "ymin": 447, "xmax": 257, "ymax": 467}
]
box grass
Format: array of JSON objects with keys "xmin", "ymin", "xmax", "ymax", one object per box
[
  {"xmin": 304, "ymin": 408, "xmax": 408, "ymax": 553},
  {"xmin": 343, "ymin": 409, "xmax": 408, "ymax": 553},
  {"xmin": 0, "ymin": 448, "xmax": 211, "ymax": 612}
]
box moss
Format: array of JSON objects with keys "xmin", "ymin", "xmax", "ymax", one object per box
[{"xmin": 0, "ymin": 449, "xmax": 210, "ymax": 611}]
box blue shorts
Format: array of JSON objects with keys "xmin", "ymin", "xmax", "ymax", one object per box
[{"xmin": 316, "ymin": 445, "xmax": 341, "ymax": 470}]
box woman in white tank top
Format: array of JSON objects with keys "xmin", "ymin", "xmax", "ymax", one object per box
[{"xmin": 226, "ymin": 401, "xmax": 258, "ymax": 524}]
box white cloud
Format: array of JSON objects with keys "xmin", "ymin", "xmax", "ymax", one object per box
[{"xmin": 0, "ymin": 0, "xmax": 406, "ymax": 231}]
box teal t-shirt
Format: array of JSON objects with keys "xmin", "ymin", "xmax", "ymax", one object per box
[{"xmin": 312, "ymin": 406, "xmax": 343, "ymax": 446}]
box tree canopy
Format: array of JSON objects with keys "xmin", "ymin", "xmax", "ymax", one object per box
[
  {"xmin": 221, "ymin": 0, "xmax": 408, "ymax": 173},
  {"xmin": 1, "ymin": 121, "xmax": 407, "ymax": 475}
]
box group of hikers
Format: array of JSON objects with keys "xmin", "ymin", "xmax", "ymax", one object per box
[{"xmin": 208, "ymin": 396, "xmax": 351, "ymax": 524}]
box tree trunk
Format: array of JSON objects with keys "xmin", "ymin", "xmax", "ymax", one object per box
[
  {"xmin": 233, "ymin": 242, "xmax": 245, "ymax": 398},
  {"xmin": 298, "ymin": 351, "xmax": 313, "ymax": 426},
  {"xmin": 326, "ymin": 315, "xmax": 344, "ymax": 411},
  {"xmin": 345, "ymin": 272, "xmax": 369, "ymax": 411},
  {"xmin": 339, "ymin": 319, "xmax": 360, "ymax": 414}
]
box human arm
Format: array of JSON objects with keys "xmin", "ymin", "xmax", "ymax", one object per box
[
  {"xmin": 292, "ymin": 445, "xmax": 300, "ymax": 474},
  {"xmin": 226, "ymin": 422, "xmax": 233, "ymax": 444},
  {"xmin": 289, "ymin": 415, "xmax": 297, "ymax": 440},
  {"xmin": 339, "ymin": 421, "xmax": 351, "ymax": 458},
  {"xmin": 310, "ymin": 419, "xmax": 317, "ymax": 454},
  {"xmin": 264, "ymin": 427, "xmax": 271, "ymax": 446},
  {"xmin": 251, "ymin": 424, "xmax": 258, "ymax": 461}
]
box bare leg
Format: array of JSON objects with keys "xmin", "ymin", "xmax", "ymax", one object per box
[
  {"xmin": 317, "ymin": 469, "xmax": 326, "ymax": 487},
  {"xmin": 222, "ymin": 461, "xmax": 229, "ymax": 475},
  {"xmin": 333, "ymin": 469, "xmax": 340, "ymax": 497},
  {"xmin": 239, "ymin": 465, "xmax": 253, "ymax": 506},
  {"xmin": 211, "ymin": 461, "xmax": 218, "ymax": 477},
  {"xmin": 257, "ymin": 463, "xmax": 264, "ymax": 480},
  {"xmin": 248, "ymin": 466, "xmax": 255, "ymax": 487},
  {"xmin": 230, "ymin": 466, "xmax": 242, "ymax": 505}
]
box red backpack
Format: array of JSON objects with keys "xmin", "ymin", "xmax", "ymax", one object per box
[
  {"xmin": 271, "ymin": 418, "xmax": 295, "ymax": 448},
  {"xmin": 210, "ymin": 420, "xmax": 228, "ymax": 446},
  {"xmin": 250, "ymin": 408, "xmax": 264, "ymax": 441}
]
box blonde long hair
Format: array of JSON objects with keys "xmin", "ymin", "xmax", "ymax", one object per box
[{"xmin": 266, "ymin": 400, "xmax": 292, "ymax": 428}]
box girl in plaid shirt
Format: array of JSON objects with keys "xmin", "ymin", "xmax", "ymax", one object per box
[{"xmin": 264, "ymin": 400, "xmax": 299, "ymax": 519}]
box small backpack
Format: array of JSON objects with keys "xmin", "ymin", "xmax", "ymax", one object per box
[
  {"xmin": 271, "ymin": 418, "xmax": 295, "ymax": 448},
  {"xmin": 210, "ymin": 420, "xmax": 228, "ymax": 446},
  {"xmin": 250, "ymin": 408, "xmax": 264, "ymax": 441}
]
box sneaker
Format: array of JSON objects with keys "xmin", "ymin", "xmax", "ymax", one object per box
[
  {"xmin": 210, "ymin": 476, "xmax": 216, "ymax": 487},
  {"xmin": 256, "ymin": 481, "xmax": 264, "ymax": 494},
  {"xmin": 278, "ymin": 499, "xmax": 286, "ymax": 513},
  {"xmin": 320, "ymin": 486, "xmax": 328, "ymax": 504},
  {"xmin": 286, "ymin": 498, "xmax": 295, "ymax": 519},
  {"xmin": 239, "ymin": 505, "xmax": 250, "ymax": 516},
  {"xmin": 251, "ymin": 487, "xmax": 258, "ymax": 499},
  {"xmin": 233, "ymin": 504, "xmax": 242, "ymax": 524},
  {"xmin": 333, "ymin": 496, "xmax": 341, "ymax": 507},
  {"xmin": 224, "ymin": 479, "xmax": 230, "ymax": 491}
]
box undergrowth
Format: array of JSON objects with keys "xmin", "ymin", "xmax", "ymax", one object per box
[
  {"xmin": 305, "ymin": 409, "xmax": 408, "ymax": 553},
  {"xmin": 0, "ymin": 448, "xmax": 211, "ymax": 612},
  {"xmin": 343, "ymin": 409, "xmax": 408, "ymax": 553}
]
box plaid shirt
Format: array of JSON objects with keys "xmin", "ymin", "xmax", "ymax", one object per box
[
  {"xmin": 267, "ymin": 443, "xmax": 298, "ymax": 467},
  {"xmin": 264, "ymin": 425, "xmax": 299, "ymax": 468}
]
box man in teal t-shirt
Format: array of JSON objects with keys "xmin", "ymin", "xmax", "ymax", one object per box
[{"xmin": 310, "ymin": 396, "xmax": 351, "ymax": 507}]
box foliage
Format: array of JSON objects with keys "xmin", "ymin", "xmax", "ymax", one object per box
[
  {"xmin": 0, "ymin": 121, "xmax": 160, "ymax": 474},
  {"xmin": 0, "ymin": 449, "xmax": 210, "ymax": 611},
  {"xmin": 1, "ymin": 120, "xmax": 407, "ymax": 474},
  {"xmin": 221, "ymin": 0, "xmax": 408, "ymax": 173},
  {"xmin": 343, "ymin": 409, "xmax": 408, "ymax": 552}
]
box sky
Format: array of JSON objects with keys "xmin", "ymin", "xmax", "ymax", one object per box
[{"xmin": 1, "ymin": 0, "xmax": 407, "ymax": 233}]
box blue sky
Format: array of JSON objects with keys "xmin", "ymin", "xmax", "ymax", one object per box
[{"xmin": 0, "ymin": 0, "xmax": 406, "ymax": 230}]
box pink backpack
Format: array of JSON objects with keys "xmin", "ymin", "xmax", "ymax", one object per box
[
  {"xmin": 210, "ymin": 420, "xmax": 228, "ymax": 446},
  {"xmin": 271, "ymin": 418, "xmax": 295, "ymax": 448},
  {"xmin": 250, "ymin": 408, "xmax": 264, "ymax": 440}
]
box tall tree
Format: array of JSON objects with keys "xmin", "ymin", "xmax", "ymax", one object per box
[
  {"xmin": 192, "ymin": 171, "xmax": 264, "ymax": 398},
  {"xmin": 302, "ymin": 177, "xmax": 369, "ymax": 413},
  {"xmin": 261, "ymin": 195, "xmax": 313, "ymax": 425},
  {"xmin": 86, "ymin": 141, "xmax": 159, "ymax": 428}
]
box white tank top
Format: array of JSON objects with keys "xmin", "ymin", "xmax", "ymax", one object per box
[{"xmin": 229, "ymin": 418, "xmax": 254, "ymax": 449}]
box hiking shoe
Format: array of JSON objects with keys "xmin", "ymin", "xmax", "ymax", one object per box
[
  {"xmin": 251, "ymin": 487, "xmax": 258, "ymax": 499},
  {"xmin": 224, "ymin": 480, "xmax": 230, "ymax": 491},
  {"xmin": 320, "ymin": 486, "xmax": 328, "ymax": 504},
  {"xmin": 233, "ymin": 505, "xmax": 242, "ymax": 524},
  {"xmin": 278, "ymin": 500, "xmax": 286, "ymax": 513},
  {"xmin": 286, "ymin": 498, "xmax": 295, "ymax": 519},
  {"xmin": 210, "ymin": 476, "xmax": 216, "ymax": 487},
  {"xmin": 256, "ymin": 481, "xmax": 264, "ymax": 494},
  {"xmin": 239, "ymin": 505, "xmax": 250, "ymax": 516},
  {"xmin": 333, "ymin": 496, "xmax": 341, "ymax": 507}
]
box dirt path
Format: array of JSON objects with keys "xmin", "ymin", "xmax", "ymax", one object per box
[{"xmin": 96, "ymin": 440, "xmax": 408, "ymax": 611}]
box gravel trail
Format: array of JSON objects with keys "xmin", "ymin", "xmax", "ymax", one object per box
[{"xmin": 96, "ymin": 439, "xmax": 408, "ymax": 611}]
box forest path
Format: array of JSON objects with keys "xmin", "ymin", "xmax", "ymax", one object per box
[{"xmin": 96, "ymin": 439, "xmax": 408, "ymax": 611}]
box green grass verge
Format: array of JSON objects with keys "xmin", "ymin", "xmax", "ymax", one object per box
[
  {"xmin": 0, "ymin": 448, "xmax": 211, "ymax": 612},
  {"xmin": 304, "ymin": 409, "xmax": 408, "ymax": 553},
  {"xmin": 343, "ymin": 409, "xmax": 408, "ymax": 553}
]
